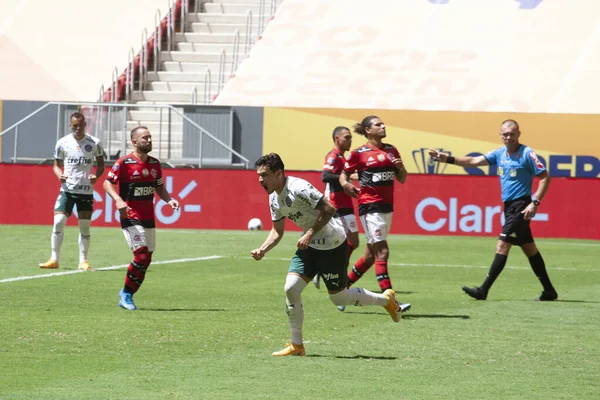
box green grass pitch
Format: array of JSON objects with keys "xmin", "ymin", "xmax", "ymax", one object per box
[{"xmin": 0, "ymin": 225, "xmax": 598, "ymax": 399}]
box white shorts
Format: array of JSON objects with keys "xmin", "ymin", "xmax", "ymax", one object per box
[
  {"xmin": 122, "ymin": 225, "xmax": 156, "ymax": 252},
  {"xmin": 336, "ymin": 214, "xmax": 359, "ymax": 234},
  {"xmin": 360, "ymin": 212, "xmax": 393, "ymax": 244}
]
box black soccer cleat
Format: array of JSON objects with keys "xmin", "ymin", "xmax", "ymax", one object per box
[
  {"xmin": 462, "ymin": 286, "xmax": 488, "ymax": 300},
  {"xmin": 535, "ymin": 290, "xmax": 558, "ymax": 301}
]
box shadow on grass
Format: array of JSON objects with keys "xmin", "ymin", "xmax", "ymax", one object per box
[
  {"xmin": 402, "ymin": 314, "xmax": 470, "ymax": 319},
  {"xmin": 554, "ymin": 299, "xmax": 600, "ymax": 303},
  {"xmin": 142, "ymin": 308, "xmax": 226, "ymax": 312},
  {"xmin": 346, "ymin": 311, "xmax": 470, "ymax": 319},
  {"xmin": 503, "ymin": 299, "xmax": 600, "ymax": 304},
  {"xmin": 307, "ymin": 354, "xmax": 398, "ymax": 360}
]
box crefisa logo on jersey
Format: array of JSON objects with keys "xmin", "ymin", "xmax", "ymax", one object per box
[{"xmin": 412, "ymin": 148, "xmax": 451, "ymax": 174}]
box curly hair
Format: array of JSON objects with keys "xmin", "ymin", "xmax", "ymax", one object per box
[{"xmin": 352, "ymin": 115, "xmax": 379, "ymax": 138}]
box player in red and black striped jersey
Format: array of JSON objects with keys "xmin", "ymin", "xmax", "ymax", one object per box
[
  {"xmin": 103, "ymin": 126, "xmax": 180, "ymax": 311},
  {"xmin": 340, "ymin": 116, "xmax": 408, "ymax": 293},
  {"xmin": 322, "ymin": 127, "xmax": 360, "ymax": 260},
  {"xmin": 312, "ymin": 127, "xmax": 361, "ymax": 300}
]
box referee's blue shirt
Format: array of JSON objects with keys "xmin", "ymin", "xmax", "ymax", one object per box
[{"xmin": 484, "ymin": 144, "xmax": 546, "ymax": 202}]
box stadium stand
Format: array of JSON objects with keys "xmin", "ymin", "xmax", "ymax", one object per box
[{"xmin": 214, "ymin": 0, "xmax": 600, "ymax": 114}]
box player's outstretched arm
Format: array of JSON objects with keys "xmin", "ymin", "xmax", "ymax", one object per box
[
  {"xmin": 428, "ymin": 149, "xmax": 490, "ymax": 168},
  {"xmin": 251, "ymin": 219, "xmax": 285, "ymax": 260}
]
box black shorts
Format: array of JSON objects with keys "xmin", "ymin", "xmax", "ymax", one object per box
[{"xmin": 500, "ymin": 196, "xmax": 534, "ymax": 246}]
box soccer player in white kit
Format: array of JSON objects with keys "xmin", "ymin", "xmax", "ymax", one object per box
[
  {"xmin": 250, "ymin": 153, "xmax": 405, "ymax": 357},
  {"xmin": 39, "ymin": 112, "xmax": 104, "ymax": 271}
]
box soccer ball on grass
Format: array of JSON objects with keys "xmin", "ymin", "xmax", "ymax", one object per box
[{"xmin": 247, "ymin": 218, "xmax": 263, "ymax": 231}]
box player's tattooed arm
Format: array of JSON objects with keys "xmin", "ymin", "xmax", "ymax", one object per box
[
  {"xmin": 297, "ymin": 197, "xmax": 335, "ymax": 250},
  {"xmin": 310, "ymin": 197, "xmax": 336, "ymax": 234}
]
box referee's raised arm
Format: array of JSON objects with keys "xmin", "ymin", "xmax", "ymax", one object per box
[{"xmin": 427, "ymin": 148, "xmax": 490, "ymax": 168}]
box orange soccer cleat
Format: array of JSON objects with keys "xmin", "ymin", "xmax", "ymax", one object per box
[
  {"xmin": 271, "ymin": 342, "xmax": 306, "ymax": 357},
  {"xmin": 78, "ymin": 261, "xmax": 93, "ymax": 271},
  {"xmin": 39, "ymin": 259, "xmax": 59, "ymax": 269}
]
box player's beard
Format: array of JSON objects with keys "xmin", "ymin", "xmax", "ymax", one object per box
[{"xmin": 138, "ymin": 143, "xmax": 152, "ymax": 153}]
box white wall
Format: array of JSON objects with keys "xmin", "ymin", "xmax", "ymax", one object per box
[{"xmin": 0, "ymin": 0, "xmax": 171, "ymax": 101}]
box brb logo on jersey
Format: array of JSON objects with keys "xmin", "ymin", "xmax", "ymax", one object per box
[
  {"xmin": 371, "ymin": 171, "xmax": 395, "ymax": 182},
  {"xmin": 76, "ymin": 176, "xmax": 201, "ymax": 225},
  {"xmin": 134, "ymin": 186, "xmax": 155, "ymax": 196}
]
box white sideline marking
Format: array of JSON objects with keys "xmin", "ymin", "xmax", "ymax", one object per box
[
  {"xmin": 0, "ymin": 256, "xmax": 222, "ymax": 284},
  {"xmin": 258, "ymin": 257, "xmax": 596, "ymax": 272}
]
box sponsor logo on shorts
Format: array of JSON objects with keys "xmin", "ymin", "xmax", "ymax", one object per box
[{"xmin": 322, "ymin": 273, "xmax": 340, "ymax": 280}]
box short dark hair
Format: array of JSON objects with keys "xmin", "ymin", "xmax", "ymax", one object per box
[
  {"xmin": 255, "ymin": 152, "xmax": 285, "ymax": 173},
  {"xmin": 501, "ymin": 119, "xmax": 520, "ymax": 130},
  {"xmin": 70, "ymin": 112, "xmax": 85, "ymax": 122},
  {"xmin": 352, "ymin": 116, "xmax": 379, "ymax": 138},
  {"xmin": 332, "ymin": 126, "xmax": 350, "ymax": 142},
  {"xmin": 130, "ymin": 125, "xmax": 149, "ymax": 140}
]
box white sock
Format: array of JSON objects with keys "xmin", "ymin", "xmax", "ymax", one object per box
[
  {"xmin": 78, "ymin": 219, "xmax": 91, "ymax": 263},
  {"xmin": 284, "ymin": 274, "xmax": 307, "ymax": 345},
  {"xmin": 51, "ymin": 214, "xmax": 68, "ymax": 262},
  {"xmin": 329, "ymin": 287, "xmax": 387, "ymax": 307}
]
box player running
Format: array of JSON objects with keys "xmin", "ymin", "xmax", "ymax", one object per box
[
  {"xmin": 251, "ymin": 153, "xmax": 407, "ymax": 357},
  {"xmin": 103, "ymin": 126, "xmax": 180, "ymax": 310}
]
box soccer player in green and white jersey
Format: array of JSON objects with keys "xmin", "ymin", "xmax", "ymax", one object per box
[
  {"xmin": 39, "ymin": 112, "xmax": 104, "ymax": 271},
  {"xmin": 251, "ymin": 153, "xmax": 409, "ymax": 357}
]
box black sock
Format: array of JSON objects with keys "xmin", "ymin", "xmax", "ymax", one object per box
[
  {"xmin": 528, "ymin": 252, "xmax": 555, "ymax": 292},
  {"xmin": 480, "ymin": 253, "xmax": 508, "ymax": 292}
]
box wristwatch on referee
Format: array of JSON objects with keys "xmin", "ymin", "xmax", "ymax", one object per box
[{"xmin": 532, "ymin": 199, "xmax": 541, "ymax": 206}]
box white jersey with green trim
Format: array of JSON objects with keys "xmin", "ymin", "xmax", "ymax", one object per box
[
  {"xmin": 269, "ymin": 176, "xmax": 346, "ymax": 250},
  {"xmin": 54, "ymin": 134, "xmax": 103, "ymax": 195}
]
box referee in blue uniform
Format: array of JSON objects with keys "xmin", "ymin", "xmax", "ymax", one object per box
[{"xmin": 429, "ymin": 119, "xmax": 558, "ymax": 301}]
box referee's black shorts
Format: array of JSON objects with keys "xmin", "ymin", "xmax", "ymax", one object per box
[{"xmin": 499, "ymin": 196, "xmax": 534, "ymax": 246}]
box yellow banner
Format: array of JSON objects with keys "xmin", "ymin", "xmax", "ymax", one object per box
[{"xmin": 263, "ymin": 108, "xmax": 600, "ymax": 177}]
